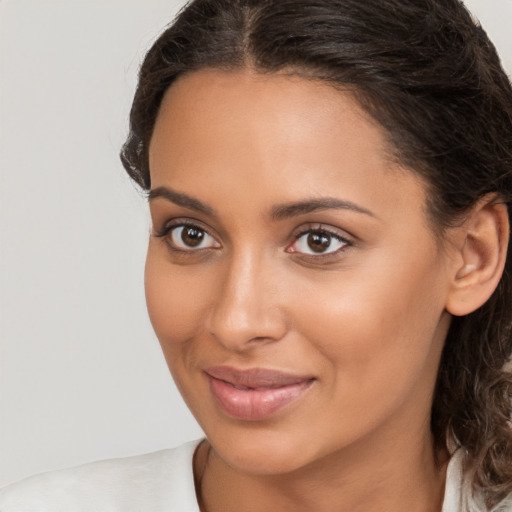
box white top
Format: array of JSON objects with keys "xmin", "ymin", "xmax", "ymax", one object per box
[
  {"xmin": 0, "ymin": 439, "xmax": 507, "ymax": 512},
  {"xmin": 0, "ymin": 440, "xmax": 201, "ymax": 512}
]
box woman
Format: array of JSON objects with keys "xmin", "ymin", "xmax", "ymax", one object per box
[{"xmin": 1, "ymin": 0, "xmax": 512, "ymax": 510}]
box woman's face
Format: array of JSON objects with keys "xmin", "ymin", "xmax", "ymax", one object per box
[{"xmin": 146, "ymin": 69, "xmax": 455, "ymax": 474}]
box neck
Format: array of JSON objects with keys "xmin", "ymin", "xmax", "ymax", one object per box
[{"xmin": 195, "ymin": 426, "xmax": 449, "ymax": 512}]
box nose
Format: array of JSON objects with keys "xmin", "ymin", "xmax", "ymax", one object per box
[{"xmin": 206, "ymin": 249, "xmax": 288, "ymax": 351}]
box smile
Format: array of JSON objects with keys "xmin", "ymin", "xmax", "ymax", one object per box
[{"xmin": 204, "ymin": 366, "xmax": 315, "ymax": 421}]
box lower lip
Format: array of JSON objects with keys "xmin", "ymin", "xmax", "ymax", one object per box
[{"xmin": 207, "ymin": 376, "xmax": 314, "ymax": 421}]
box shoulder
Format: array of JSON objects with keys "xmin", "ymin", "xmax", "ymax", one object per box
[
  {"xmin": 0, "ymin": 439, "xmax": 202, "ymax": 512},
  {"xmin": 443, "ymin": 449, "xmax": 512, "ymax": 512}
]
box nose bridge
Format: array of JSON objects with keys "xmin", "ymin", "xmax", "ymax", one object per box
[{"xmin": 208, "ymin": 245, "xmax": 286, "ymax": 349}]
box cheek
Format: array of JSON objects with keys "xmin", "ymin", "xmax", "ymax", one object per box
[
  {"xmin": 144, "ymin": 246, "xmax": 209, "ymax": 351},
  {"xmin": 291, "ymin": 250, "xmax": 448, "ymax": 397}
]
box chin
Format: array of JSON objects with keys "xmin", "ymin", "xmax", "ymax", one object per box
[
  {"xmin": 216, "ymin": 441, "xmax": 308, "ymax": 475},
  {"xmin": 203, "ymin": 422, "xmax": 327, "ymax": 476}
]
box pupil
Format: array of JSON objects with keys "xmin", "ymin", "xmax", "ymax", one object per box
[
  {"xmin": 182, "ymin": 227, "xmax": 204, "ymax": 247},
  {"xmin": 307, "ymin": 232, "xmax": 331, "ymax": 253}
]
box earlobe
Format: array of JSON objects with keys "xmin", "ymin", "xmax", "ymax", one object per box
[{"xmin": 446, "ymin": 196, "xmax": 509, "ymax": 317}]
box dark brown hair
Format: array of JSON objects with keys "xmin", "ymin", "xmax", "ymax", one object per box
[{"xmin": 121, "ymin": 0, "xmax": 512, "ymax": 506}]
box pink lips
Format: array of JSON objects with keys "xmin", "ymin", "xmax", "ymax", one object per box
[{"xmin": 204, "ymin": 366, "xmax": 314, "ymax": 421}]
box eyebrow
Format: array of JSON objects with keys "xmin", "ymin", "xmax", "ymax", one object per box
[
  {"xmin": 148, "ymin": 186, "xmax": 375, "ymax": 220},
  {"xmin": 148, "ymin": 186, "xmax": 216, "ymax": 216},
  {"xmin": 270, "ymin": 198, "xmax": 375, "ymax": 220}
]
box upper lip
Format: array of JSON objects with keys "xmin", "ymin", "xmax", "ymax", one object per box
[{"xmin": 204, "ymin": 366, "xmax": 314, "ymax": 389}]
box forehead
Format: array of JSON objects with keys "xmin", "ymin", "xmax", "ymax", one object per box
[
  {"xmin": 149, "ymin": 68, "xmax": 429, "ymax": 228},
  {"xmin": 152, "ymin": 69, "xmax": 386, "ymax": 151}
]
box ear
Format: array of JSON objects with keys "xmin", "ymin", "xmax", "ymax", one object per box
[{"xmin": 446, "ymin": 196, "xmax": 509, "ymax": 317}]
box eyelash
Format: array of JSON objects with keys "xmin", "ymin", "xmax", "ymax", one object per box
[
  {"xmin": 154, "ymin": 220, "xmax": 352, "ymax": 259},
  {"xmin": 153, "ymin": 220, "xmax": 219, "ymax": 253},
  {"xmin": 287, "ymin": 224, "xmax": 352, "ymax": 260}
]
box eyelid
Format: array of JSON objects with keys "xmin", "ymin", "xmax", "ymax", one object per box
[
  {"xmin": 153, "ymin": 217, "xmax": 214, "ymax": 238},
  {"xmin": 152, "ymin": 218, "xmax": 221, "ymax": 252},
  {"xmin": 286, "ymin": 223, "xmax": 353, "ymax": 258},
  {"xmin": 153, "ymin": 218, "xmax": 352, "ymax": 260},
  {"xmin": 291, "ymin": 223, "xmax": 352, "ymax": 243}
]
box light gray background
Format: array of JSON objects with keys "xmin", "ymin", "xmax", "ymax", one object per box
[{"xmin": 1, "ymin": 0, "xmax": 511, "ymax": 487}]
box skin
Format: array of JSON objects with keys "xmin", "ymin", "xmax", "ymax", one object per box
[{"xmin": 145, "ymin": 69, "xmax": 462, "ymax": 512}]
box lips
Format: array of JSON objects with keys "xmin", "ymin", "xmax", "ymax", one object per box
[{"xmin": 204, "ymin": 366, "xmax": 314, "ymax": 421}]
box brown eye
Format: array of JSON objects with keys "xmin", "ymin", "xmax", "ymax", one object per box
[
  {"xmin": 169, "ymin": 225, "xmax": 220, "ymax": 250},
  {"xmin": 289, "ymin": 228, "xmax": 348, "ymax": 256},
  {"xmin": 181, "ymin": 226, "xmax": 204, "ymax": 247},
  {"xmin": 307, "ymin": 232, "xmax": 332, "ymax": 253}
]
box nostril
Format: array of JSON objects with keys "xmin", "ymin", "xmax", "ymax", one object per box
[
  {"xmin": 248, "ymin": 336, "xmax": 275, "ymax": 343},
  {"xmin": 207, "ymin": 313, "xmax": 287, "ymax": 351}
]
